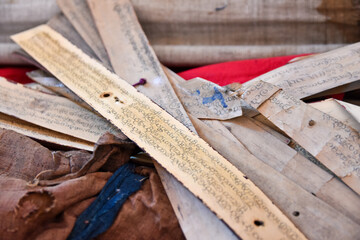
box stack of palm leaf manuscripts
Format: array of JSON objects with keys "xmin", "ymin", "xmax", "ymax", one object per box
[{"xmin": 1, "ymin": 0, "xmax": 360, "ymax": 239}]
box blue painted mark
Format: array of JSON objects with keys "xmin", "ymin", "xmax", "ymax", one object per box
[
  {"xmin": 67, "ymin": 163, "xmax": 146, "ymax": 240},
  {"xmin": 196, "ymin": 89, "xmax": 200, "ymax": 95},
  {"xmin": 202, "ymin": 87, "xmax": 228, "ymax": 108}
]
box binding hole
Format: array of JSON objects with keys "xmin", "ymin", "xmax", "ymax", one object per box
[
  {"xmin": 100, "ymin": 92, "xmax": 112, "ymax": 98},
  {"xmin": 308, "ymin": 120, "xmax": 315, "ymax": 126},
  {"xmin": 254, "ymin": 220, "xmax": 264, "ymax": 226},
  {"xmin": 293, "ymin": 211, "xmax": 300, "ymax": 217}
]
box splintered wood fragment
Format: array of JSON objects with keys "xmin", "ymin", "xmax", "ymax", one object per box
[
  {"xmin": 0, "ymin": 112, "xmax": 94, "ymax": 151},
  {"xmin": 188, "ymin": 114, "xmax": 360, "ymax": 240},
  {"xmin": 0, "ymin": 77, "xmax": 121, "ymax": 143},
  {"xmin": 241, "ymin": 81, "xmax": 360, "ymax": 195},
  {"xmin": 244, "ymin": 43, "xmax": 360, "ymax": 99},
  {"xmin": 12, "ymin": 25, "xmax": 307, "ymax": 240},
  {"xmin": 86, "ymin": 1, "xmax": 237, "ymax": 239},
  {"xmin": 310, "ymin": 99, "xmax": 360, "ymax": 132},
  {"xmin": 57, "ymin": 0, "xmax": 113, "ymax": 69}
]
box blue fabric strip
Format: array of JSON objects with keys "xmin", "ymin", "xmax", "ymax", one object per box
[{"xmin": 67, "ymin": 163, "xmax": 146, "ymax": 240}]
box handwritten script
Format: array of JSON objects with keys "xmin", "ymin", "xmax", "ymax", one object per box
[
  {"xmin": 244, "ymin": 43, "xmax": 360, "ymax": 99},
  {"xmin": 0, "ymin": 111, "xmax": 93, "ymax": 151},
  {"xmin": 0, "ymin": 78, "xmax": 121, "ymax": 143},
  {"xmin": 242, "ymin": 81, "xmax": 360, "ymax": 195},
  {"xmin": 176, "ymin": 78, "xmax": 243, "ymax": 120},
  {"xmin": 11, "ymin": 25, "xmax": 306, "ymax": 240}
]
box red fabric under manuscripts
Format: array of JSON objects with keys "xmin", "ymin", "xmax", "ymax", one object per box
[
  {"xmin": 177, "ymin": 54, "xmax": 344, "ymax": 100},
  {"xmin": 1, "ymin": 54, "xmax": 344, "ymax": 99},
  {"xmin": 178, "ymin": 54, "xmax": 308, "ymax": 85},
  {"xmin": 0, "ymin": 67, "xmax": 35, "ymax": 84},
  {"xmin": 0, "ymin": 55, "xmax": 305, "ymax": 86}
]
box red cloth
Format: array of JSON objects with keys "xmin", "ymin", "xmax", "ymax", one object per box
[
  {"xmin": 0, "ymin": 54, "xmax": 344, "ymax": 100},
  {"xmin": 178, "ymin": 54, "xmax": 309, "ymax": 86},
  {"xmin": 0, "ymin": 55, "xmax": 306, "ymax": 86},
  {"xmin": 178, "ymin": 54, "xmax": 344, "ymax": 100},
  {"xmin": 0, "ymin": 67, "xmax": 36, "ymax": 84}
]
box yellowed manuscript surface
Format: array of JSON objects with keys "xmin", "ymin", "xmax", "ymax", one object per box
[
  {"xmin": 245, "ymin": 43, "xmax": 360, "ymax": 99},
  {"xmin": 12, "ymin": 25, "xmax": 306, "ymax": 240},
  {"xmin": 0, "ymin": 78, "xmax": 120, "ymax": 143},
  {"xmin": 0, "ymin": 112, "xmax": 94, "ymax": 151}
]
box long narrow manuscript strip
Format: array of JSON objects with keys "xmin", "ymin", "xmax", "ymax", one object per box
[{"xmin": 12, "ymin": 25, "xmax": 306, "ymax": 240}]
